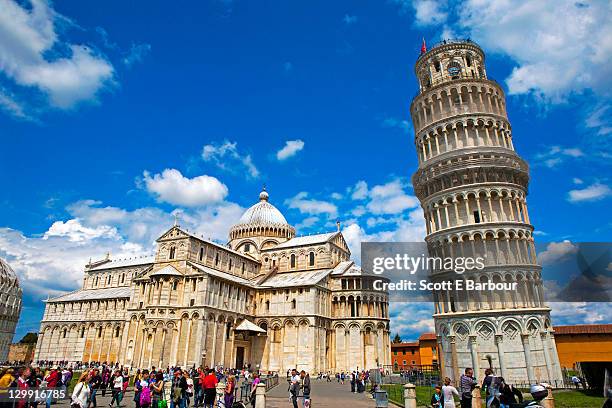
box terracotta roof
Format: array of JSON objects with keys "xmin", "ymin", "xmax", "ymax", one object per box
[
  {"xmin": 554, "ymin": 324, "xmax": 612, "ymax": 335},
  {"xmin": 419, "ymin": 332, "xmax": 437, "ymax": 341},
  {"xmin": 391, "ymin": 342, "xmax": 419, "ymax": 348}
]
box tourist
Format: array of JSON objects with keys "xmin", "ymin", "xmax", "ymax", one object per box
[
  {"xmin": 138, "ymin": 370, "xmax": 152, "ymax": 408},
  {"xmin": 250, "ymin": 373, "xmax": 261, "ymax": 408},
  {"xmin": 459, "ymin": 368, "xmax": 475, "ymax": 408},
  {"xmin": 430, "ymin": 385, "xmax": 443, "ymax": 408},
  {"xmin": 224, "ymin": 375, "xmax": 236, "ymax": 408},
  {"xmin": 110, "ymin": 369, "xmax": 124, "ymax": 408},
  {"xmin": 71, "ymin": 372, "xmax": 91, "ymax": 408},
  {"xmin": 571, "ymin": 375, "xmax": 580, "ymax": 389},
  {"xmin": 44, "ymin": 366, "xmax": 61, "ymax": 408},
  {"xmin": 498, "ymin": 377, "xmax": 522, "ymax": 408},
  {"xmin": 201, "ymin": 369, "xmax": 217, "ymax": 408},
  {"xmin": 300, "ymin": 370, "xmax": 311, "ymax": 407},
  {"xmin": 152, "ymin": 372, "xmax": 165, "ymax": 408},
  {"xmin": 87, "ymin": 368, "xmax": 103, "ymax": 408},
  {"xmin": 16, "ymin": 367, "xmax": 31, "ymax": 408},
  {"xmin": 101, "ymin": 369, "xmax": 111, "ymax": 397},
  {"xmin": 289, "ymin": 369, "xmax": 300, "ymax": 408},
  {"xmin": 441, "ymin": 377, "xmax": 459, "ymax": 408},
  {"xmin": 184, "ymin": 371, "xmax": 194, "ymax": 407},
  {"xmin": 171, "ymin": 369, "xmax": 188, "ymax": 408},
  {"xmin": 482, "ymin": 369, "xmax": 496, "ymax": 408}
]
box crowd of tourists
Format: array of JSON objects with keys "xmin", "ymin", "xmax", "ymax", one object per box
[
  {"xmin": 0, "ymin": 363, "xmax": 272, "ymax": 408},
  {"xmin": 428, "ymin": 367, "xmax": 526, "ymax": 408}
]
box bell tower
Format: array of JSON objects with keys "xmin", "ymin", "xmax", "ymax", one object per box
[{"xmin": 410, "ymin": 39, "xmax": 563, "ymax": 384}]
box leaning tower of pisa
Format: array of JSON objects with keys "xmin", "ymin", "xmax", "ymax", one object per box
[{"xmin": 410, "ymin": 40, "xmax": 563, "ymax": 384}]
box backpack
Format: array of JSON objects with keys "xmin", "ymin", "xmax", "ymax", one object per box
[{"xmin": 140, "ymin": 386, "xmax": 152, "ymax": 406}]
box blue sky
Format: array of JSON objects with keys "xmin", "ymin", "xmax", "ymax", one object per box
[{"xmin": 0, "ymin": 0, "xmax": 611, "ymax": 342}]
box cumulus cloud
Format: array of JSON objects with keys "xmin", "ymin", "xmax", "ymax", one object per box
[
  {"xmin": 285, "ymin": 192, "xmax": 338, "ymax": 217},
  {"xmin": 202, "ymin": 141, "xmax": 260, "ymax": 178},
  {"xmin": 567, "ymin": 182, "xmax": 612, "ymax": 203},
  {"xmin": 143, "ymin": 169, "xmax": 228, "ymax": 207},
  {"xmin": 411, "ymin": 0, "xmax": 448, "ymax": 26},
  {"xmin": 43, "ymin": 219, "xmax": 119, "ymax": 243},
  {"xmin": 0, "ymin": 0, "xmax": 114, "ymax": 110},
  {"xmin": 381, "ymin": 117, "xmax": 412, "ymax": 133},
  {"xmin": 366, "ymin": 179, "xmax": 419, "ymax": 215},
  {"xmin": 537, "ymin": 241, "xmax": 578, "ymax": 265},
  {"xmin": 350, "ymin": 181, "xmax": 369, "ymax": 200},
  {"xmin": 276, "ymin": 139, "xmax": 305, "ymax": 161}
]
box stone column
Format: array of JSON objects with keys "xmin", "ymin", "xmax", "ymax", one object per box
[
  {"xmin": 472, "ymin": 384, "xmax": 482, "ymax": 408},
  {"xmin": 540, "ymin": 332, "xmax": 552, "ymax": 382},
  {"xmin": 469, "ymin": 336, "xmax": 479, "ymax": 380},
  {"xmin": 522, "ymin": 334, "xmax": 535, "ymax": 383},
  {"xmin": 183, "ymin": 318, "xmax": 193, "ymax": 366},
  {"xmin": 159, "ymin": 328, "xmax": 167, "ymax": 368},
  {"xmin": 403, "ymin": 383, "xmax": 417, "ymax": 408},
  {"xmin": 255, "ymin": 383, "xmax": 266, "ymax": 408},
  {"xmin": 450, "ymin": 336, "xmax": 459, "ymax": 382},
  {"xmin": 489, "ymin": 334, "xmax": 504, "ymax": 379}
]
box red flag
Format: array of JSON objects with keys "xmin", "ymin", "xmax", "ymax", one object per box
[{"xmin": 420, "ymin": 38, "xmax": 427, "ymax": 54}]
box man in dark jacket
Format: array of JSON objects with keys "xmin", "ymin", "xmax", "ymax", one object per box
[{"xmin": 498, "ymin": 378, "xmax": 523, "ymax": 408}]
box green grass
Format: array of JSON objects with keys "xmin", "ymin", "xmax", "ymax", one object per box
[
  {"xmin": 551, "ymin": 389, "xmax": 605, "ymax": 408},
  {"xmin": 381, "ymin": 384, "xmax": 606, "ymax": 408},
  {"xmin": 381, "ymin": 384, "xmax": 437, "ymax": 407}
]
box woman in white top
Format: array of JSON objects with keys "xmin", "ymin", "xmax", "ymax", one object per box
[
  {"xmin": 441, "ymin": 377, "xmax": 460, "ymax": 408},
  {"xmin": 71, "ymin": 372, "xmax": 91, "ymax": 408}
]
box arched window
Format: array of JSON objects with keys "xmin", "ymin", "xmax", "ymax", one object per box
[
  {"xmin": 121, "ymin": 273, "xmax": 125, "ymax": 284},
  {"xmin": 80, "ymin": 327, "xmax": 85, "ymax": 338},
  {"xmin": 466, "ymin": 54, "xmax": 472, "ymax": 67},
  {"xmin": 229, "ymin": 259, "xmax": 233, "ymax": 270},
  {"xmin": 290, "ymin": 254, "xmax": 296, "ymax": 268},
  {"xmin": 62, "ymin": 329, "xmax": 67, "ymax": 338},
  {"xmin": 115, "ymin": 326, "xmax": 120, "ymax": 337},
  {"xmin": 97, "ymin": 327, "xmax": 102, "ymax": 338},
  {"xmin": 309, "ymin": 252, "xmax": 315, "ymax": 267},
  {"xmin": 169, "ymin": 246, "xmax": 176, "ymax": 260},
  {"xmin": 215, "ymin": 253, "xmax": 219, "ymax": 266},
  {"xmin": 265, "ymin": 300, "xmax": 270, "ymax": 310},
  {"xmin": 291, "ymin": 299, "xmax": 296, "ymax": 309},
  {"xmin": 199, "ymin": 247, "xmax": 204, "ymax": 261}
]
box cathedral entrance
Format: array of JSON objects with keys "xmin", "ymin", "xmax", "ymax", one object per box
[{"xmin": 236, "ymin": 346, "xmax": 245, "ymax": 369}]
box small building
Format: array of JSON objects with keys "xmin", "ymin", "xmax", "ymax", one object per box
[
  {"xmin": 391, "ymin": 332, "xmax": 440, "ymax": 371},
  {"xmin": 554, "ymin": 324, "xmax": 612, "ymax": 369}
]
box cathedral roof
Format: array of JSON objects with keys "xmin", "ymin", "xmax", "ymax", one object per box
[
  {"xmin": 271, "ymin": 231, "xmax": 339, "ymax": 250},
  {"xmin": 48, "ymin": 286, "xmax": 131, "ymax": 302},
  {"xmin": 150, "ymin": 265, "xmax": 182, "ymax": 277},
  {"xmin": 87, "ymin": 255, "xmax": 154, "ymax": 271},
  {"xmin": 257, "ymin": 268, "xmax": 332, "ymax": 288},
  {"xmin": 236, "ymin": 189, "xmax": 290, "ymax": 227}
]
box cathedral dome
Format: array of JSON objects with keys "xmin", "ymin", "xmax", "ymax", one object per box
[
  {"xmin": 229, "ymin": 189, "xmax": 295, "ymax": 242},
  {"xmin": 238, "ymin": 191, "xmax": 289, "ymax": 225}
]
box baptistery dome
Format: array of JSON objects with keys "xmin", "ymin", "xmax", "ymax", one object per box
[
  {"xmin": 229, "ymin": 189, "xmax": 295, "ymax": 254},
  {"xmin": 0, "ymin": 258, "xmax": 22, "ymax": 361}
]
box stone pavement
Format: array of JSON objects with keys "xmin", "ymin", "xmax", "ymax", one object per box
[{"xmin": 265, "ymin": 379, "xmax": 376, "ymax": 408}]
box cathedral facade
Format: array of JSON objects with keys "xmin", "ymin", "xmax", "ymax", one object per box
[
  {"xmin": 34, "ymin": 190, "xmax": 391, "ymax": 373},
  {"xmin": 410, "ymin": 39, "xmax": 563, "ymax": 383}
]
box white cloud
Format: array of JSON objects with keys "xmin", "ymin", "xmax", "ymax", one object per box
[
  {"xmin": 276, "ymin": 139, "xmax": 305, "ymax": 161},
  {"xmin": 330, "ymin": 192, "xmax": 343, "ymax": 200},
  {"xmin": 285, "ymin": 192, "xmax": 337, "ymax": 217},
  {"xmin": 123, "ymin": 43, "xmax": 151, "ymax": 67},
  {"xmin": 450, "ymin": 0, "xmax": 612, "ymax": 102},
  {"xmin": 43, "ymin": 219, "xmax": 119, "ymax": 243},
  {"xmin": 0, "ymin": 90, "xmax": 29, "ymax": 120},
  {"xmin": 366, "ymin": 179, "xmax": 419, "ymax": 215},
  {"xmin": 411, "ymin": 0, "xmax": 448, "ymax": 26},
  {"xmin": 585, "ymin": 103, "xmax": 612, "ymax": 136},
  {"xmin": 0, "ymin": 0, "xmax": 114, "ymax": 109},
  {"xmin": 567, "ymin": 182, "xmax": 612, "ymax": 203},
  {"xmin": 537, "ymin": 241, "xmax": 578, "ymax": 265},
  {"xmin": 202, "ymin": 141, "xmax": 260, "ymax": 178},
  {"xmin": 534, "ymin": 145, "xmax": 584, "ymax": 168},
  {"xmin": 143, "ymin": 169, "xmax": 228, "ymax": 207},
  {"xmin": 572, "ymin": 178, "xmax": 583, "ymax": 185},
  {"xmin": 351, "ymin": 180, "xmax": 368, "ymax": 200},
  {"xmin": 381, "ymin": 117, "xmax": 412, "ymax": 133}
]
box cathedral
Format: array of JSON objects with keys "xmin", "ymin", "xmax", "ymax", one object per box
[{"xmin": 34, "ymin": 190, "xmax": 391, "ymax": 373}]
